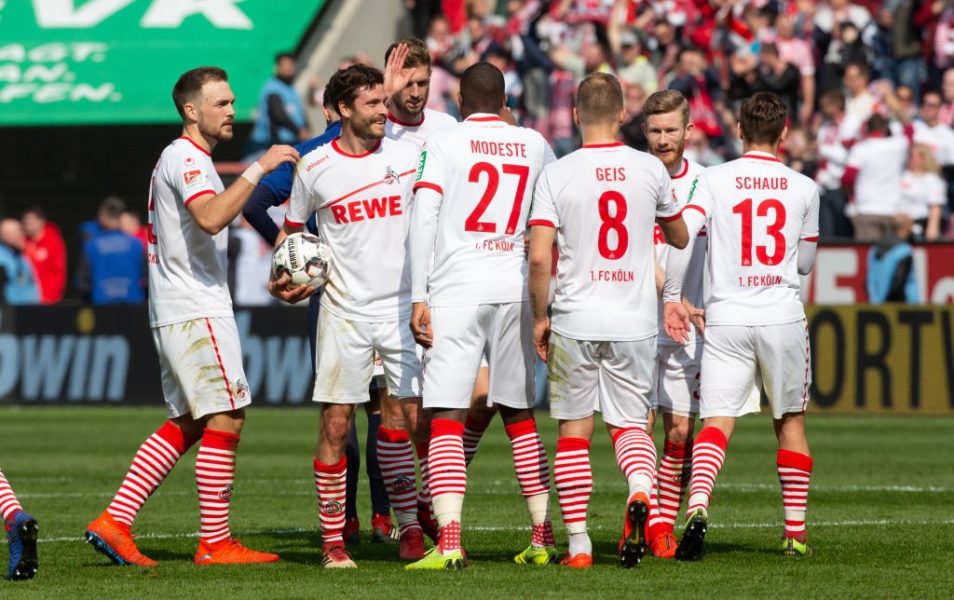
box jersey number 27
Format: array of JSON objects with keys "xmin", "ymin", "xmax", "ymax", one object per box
[{"xmin": 465, "ymin": 162, "xmax": 530, "ymax": 234}]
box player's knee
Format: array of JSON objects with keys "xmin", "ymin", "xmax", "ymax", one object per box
[
  {"xmin": 322, "ymin": 413, "xmax": 352, "ymax": 446},
  {"xmin": 204, "ymin": 409, "xmax": 245, "ymax": 435},
  {"xmin": 665, "ymin": 419, "xmax": 693, "ymax": 445}
]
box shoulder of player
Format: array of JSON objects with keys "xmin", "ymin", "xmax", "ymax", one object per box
[
  {"xmin": 295, "ymin": 143, "xmax": 336, "ymax": 177},
  {"xmin": 424, "ymin": 108, "xmax": 459, "ymax": 128},
  {"xmin": 380, "ymin": 137, "xmax": 423, "ymax": 164},
  {"xmin": 160, "ymin": 138, "xmax": 211, "ymax": 176}
]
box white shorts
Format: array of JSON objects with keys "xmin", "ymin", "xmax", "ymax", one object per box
[
  {"xmin": 700, "ymin": 319, "xmax": 810, "ymax": 420},
  {"xmin": 655, "ymin": 341, "xmax": 703, "ymax": 417},
  {"xmin": 314, "ymin": 309, "xmax": 422, "ymax": 403},
  {"xmin": 548, "ymin": 332, "xmax": 655, "ymax": 428},
  {"xmin": 656, "ymin": 342, "xmax": 762, "ymax": 417},
  {"xmin": 152, "ymin": 317, "xmax": 251, "ymax": 420},
  {"xmin": 373, "ymin": 353, "xmax": 488, "ymax": 389},
  {"xmin": 423, "ymin": 302, "xmax": 533, "ymax": 410}
]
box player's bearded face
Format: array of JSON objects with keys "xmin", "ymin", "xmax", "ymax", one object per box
[
  {"xmin": 196, "ymin": 80, "xmax": 236, "ymax": 142},
  {"xmin": 347, "ymin": 85, "xmax": 387, "ymax": 140},
  {"xmin": 645, "ymin": 110, "xmax": 690, "ymax": 171},
  {"xmin": 395, "ymin": 66, "xmax": 431, "ymax": 118}
]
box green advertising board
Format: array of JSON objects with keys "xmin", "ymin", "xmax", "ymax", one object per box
[{"xmin": 0, "ymin": 0, "xmax": 327, "ymax": 125}]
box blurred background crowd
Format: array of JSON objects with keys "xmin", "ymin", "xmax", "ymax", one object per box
[{"xmin": 3, "ymin": 0, "xmax": 953, "ymax": 307}]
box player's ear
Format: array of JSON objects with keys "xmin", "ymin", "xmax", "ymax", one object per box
[
  {"xmin": 618, "ymin": 107, "xmax": 626, "ymax": 125},
  {"xmin": 778, "ymin": 125, "xmax": 789, "ymax": 145},
  {"xmin": 573, "ymin": 107, "xmax": 580, "ymax": 127},
  {"xmin": 337, "ymin": 100, "xmax": 352, "ymax": 120},
  {"xmin": 736, "ymin": 121, "xmax": 743, "ymax": 142},
  {"xmin": 685, "ymin": 120, "xmax": 694, "ymax": 136}
]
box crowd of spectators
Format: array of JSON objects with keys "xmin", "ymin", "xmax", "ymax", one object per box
[{"xmin": 401, "ymin": 0, "xmax": 954, "ymax": 241}]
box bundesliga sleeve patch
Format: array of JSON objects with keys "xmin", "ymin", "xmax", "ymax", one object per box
[
  {"xmin": 183, "ymin": 169, "xmax": 208, "ymax": 190},
  {"xmin": 415, "ymin": 150, "xmax": 427, "ymax": 181}
]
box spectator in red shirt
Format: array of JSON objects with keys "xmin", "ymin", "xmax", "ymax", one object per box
[{"xmin": 21, "ymin": 206, "xmax": 66, "ymax": 304}]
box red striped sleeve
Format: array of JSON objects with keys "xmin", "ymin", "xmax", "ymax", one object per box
[
  {"xmin": 528, "ymin": 219, "xmax": 556, "ymax": 228},
  {"xmin": 413, "ymin": 182, "xmax": 443, "ymax": 194},
  {"xmin": 184, "ymin": 190, "xmax": 215, "ymax": 206},
  {"xmin": 682, "ymin": 204, "xmax": 706, "ymax": 217},
  {"xmin": 284, "ymin": 216, "xmax": 304, "ymax": 228},
  {"xmin": 656, "ymin": 209, "xmax": 683, "ymax": 222},
  {"xmin": 801, "ymin": 236, "xmax": 819, "ymax": 243}
]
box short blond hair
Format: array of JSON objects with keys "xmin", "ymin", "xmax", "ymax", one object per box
[
  {"xmin": 642, "ymin": 89, "xmax": 690, "ymax": 126},
  {"xmin": 575, "ymin": 73, "xmax": 623, "ymax": 125}
]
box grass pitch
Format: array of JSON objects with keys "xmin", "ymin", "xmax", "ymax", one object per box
[{"xmin": 1, "ymin": 407, "xmax": 952, "ymax": 598}]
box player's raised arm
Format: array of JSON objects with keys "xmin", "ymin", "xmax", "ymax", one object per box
[{"xmin": 187, "ymin": 144, "xmax": 299, "ymax": 235}]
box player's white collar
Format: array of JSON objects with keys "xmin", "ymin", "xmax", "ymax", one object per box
[
  {"xmin": 742, "ymin": 151, "xmax": 781, "ymax": 162},
  {"xmin": 671, "ymin": 158, "xmax": 689, "ymax": 179},
  {"xmin": 387, "ymin": 111, "xmax": 424, "ymax": 127},
  {"xmin": 465, "ymin": 113, "xmax": 505, "ymax": 123}
]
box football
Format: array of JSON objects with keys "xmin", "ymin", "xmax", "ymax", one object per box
[{"xmin": 272, "ymin": 232, "xmax": 332, "ymax": 287}]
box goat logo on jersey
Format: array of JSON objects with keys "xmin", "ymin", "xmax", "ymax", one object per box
[{"xmin": 384, "ymin": 166, "xmax": 400, "ymax": 185}]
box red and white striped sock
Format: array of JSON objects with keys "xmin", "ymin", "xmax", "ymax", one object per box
[
  {"xmin": 685, "ymin": 427, "xmax": 728, "ymax": 516},
  {"xmin": 428, "ymin": 419, "xmax": 466, "ymax": 553},
  {"xmin": 554, "ymin": 437, "xmax": 593, "ymax": 555},
  {"xmin": 612, "ymin": 427, "xmax": 658, "ymax": 497},
  {"xmin": 195, "ymin": 428, "xmax": 239, "ymax": 545},
  {"xmin": 107, "ymin": 421, "xmax": 196, "ymax": 527},
  {"xmin": 505, "ymin": 418, "xmax": 554, "ymax": 547},
  {"xmin": 653, "ymin": 439, "xmax": 692, "ymax": 532},
  {"xmin": 415, "ymin": 441, "xmax": 432, "ymax": 517},
  {"xmin": 377, "ymin": 427, "xmax": 420, "ymax": 535},
  {"xmin": 314, "ymin": 456, "xmax": 347, "ymax": 547},
  {"xmin": 463, "ymin": 415, "xmax": 489, "ymax": 466},
  {"xmin": 0, "ymin": 468, "xmax": 23, "ymax": 525},
  {"xmin": 777, "ymin": 449, "xmax": 813, "ymax": 540}
]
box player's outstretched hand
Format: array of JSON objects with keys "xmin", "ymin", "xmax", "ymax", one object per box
[
  {"xmin": 267, "ymin": 271, "xmax": 316, "ymax": 304},
  {"xmin": 663, "ymin": 301, "xmax": 691, "ymax": 344},
  {"xmin": 533, "ymin": 318, "xmax": 550, "ymax": 362},
  {"xmin": 258, "ymin": 145, "xmax": 301, "ymax": 173},
  {"xmin": 410, "ymin": 302, "xmax": 433, "ymax": 348},
  {"xmin": 384, "ymin": 42, "xmax": 413, "ymax": 100},
  {"xmin": 683, "ymin": 299, "xmax": 706, "ymax": 336}
]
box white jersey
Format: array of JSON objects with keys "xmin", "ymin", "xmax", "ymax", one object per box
[
  {"xmin": 845, "ymin": 131, "xmax": 910, "ymax": 216},
  {"xmin": 913, "ymin": 119, "xmax": 954, "ymax": 165},
  {"xmin": 385, "ymin": 108, "xmax": 457, "ymax": 148},
  {"xmin": 287, "ymin": 137, "xmax": 420, "ymax": 321},
  {"xmin": 411, "ymin": 113, "xmax": 556, "ymax": 306},
  {"xmin": 684, "ymin": 151, "xmax": 819, "ymax": 326},
  {"xmin": 529, "ymin": 142, "xmax": 680, "ymax": 341},
  {"xmin": 899, "ymin": 171, "xmax": 947, "ymax": 221},
  {"xmin": 147, "ymin": 136, "xmax": 231, "ymax": 327},
  {"xmin": 654, "ymin": 158, "xmax": 705, "ymax": 345}
]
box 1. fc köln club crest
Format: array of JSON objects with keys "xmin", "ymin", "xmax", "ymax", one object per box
[{"xmin": 384, "ymin": 166, "xmax": 400, "ymax": 185}]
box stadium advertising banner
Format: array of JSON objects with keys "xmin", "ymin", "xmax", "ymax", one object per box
[
  {"xmin": 807, "ymin": 243, "xmax": 954, "ymax": 305},
  {"xmin": 0, "ymin": 305, "xmax": 314, "ymax": 407},
  {"xmin": 807, "ymin": 305, "xmax": 954, "ymax": 415},
  {"xmin": 1, "ymin": 304, "xmax": 953, "ymax": 414},
  {"xmin": 0, "ymin": 0, "xmax": 326, "ymax": 125}
]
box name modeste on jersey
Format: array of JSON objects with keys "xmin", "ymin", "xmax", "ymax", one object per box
[{"xmin": 411, "ymin": 113, "xmax": 556, "ymax": 307}]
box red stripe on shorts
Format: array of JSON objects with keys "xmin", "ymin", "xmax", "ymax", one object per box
[{"xmin": 204, "ymin": 318, "xmax": 235, "ymax": 410}]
